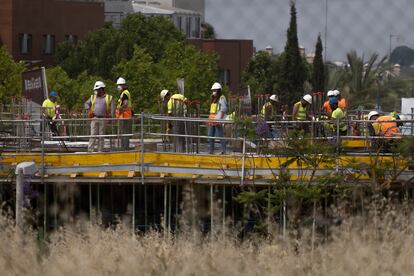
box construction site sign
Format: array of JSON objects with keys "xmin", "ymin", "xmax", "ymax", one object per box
[{"xmin": 22, "ymin": 67, "xmax": 48, "ymax": 106}]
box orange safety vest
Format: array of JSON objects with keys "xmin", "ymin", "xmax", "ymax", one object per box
[
  {"xmin": 376, "ymin": 116, "xmax": 401, "ymax": 137},
  {"xmin": 323, "ymin": 98, "xmax": 347, "ymax": 113},
  {"xmin": 116, "ymin": 90, "xmax": 132, "ymax": 119}
]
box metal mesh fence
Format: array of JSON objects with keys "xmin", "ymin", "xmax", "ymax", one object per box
[{"xmin": 205, "ymin": 0, "xmax": 414, "ymax": 62}]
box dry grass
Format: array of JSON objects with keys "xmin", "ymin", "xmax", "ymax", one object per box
[{"xmin": 1, "ymin": 207, "xmax": 414, "ymax": 276}]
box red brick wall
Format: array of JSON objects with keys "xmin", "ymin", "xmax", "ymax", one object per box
[
  {"xmin": 188, "ymin": 39, "xmax": 253, "ymax": 94},
  {"xmin": 0, "ymin": 0, "xmax": 13, "ymax": 53},
  {"xmin": 5, "ymin": 0, "xmax": 104, "ymax": 65}
]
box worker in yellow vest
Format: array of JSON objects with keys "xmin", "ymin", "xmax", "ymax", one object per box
[
  {"xmin": 261, "ymin": 94, "xmax": 280, "ymax": 138},
  {"xmin": 208, "ymin": 82, "xmax": 227, "ymax": 154},
  {"xmin": 292, "ymin": 94, "xmax": 312, "ymax": 133},
  {"xmin": 160, "ymin": 89, "xmax": 187, "ymax": 152},
  {"xmin": 327, "ymin": 97, "xmax": 347, "ymax": 136},
  {"xmin": 42, "ymin": 90, "xmax": 60, "ymax": 135},
  {"xmin": 85, "ymin": 81, "xmax": 113, "ymax": 152},
  {"xmin": 115, "ymin": 77, "xmax": 132, "ymax": 150}
]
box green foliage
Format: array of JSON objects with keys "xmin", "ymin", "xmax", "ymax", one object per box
[
  {"xmin": 202, "ymin": 22, "xmax": 216, "ymax": 39},
  {"xmin": 46, "ymin": 67, "xmax": 115, "ymax": 111},
  {"xmin": 278, "ymin": 2, "xmax": 307, "ymax": 105},
  {"xmin": 312, "ymin": 34, "xmax": 325, "ymax": 92},
  {"xmin": 242, "ymin": 51, "xmax": 280, "ymax": 97},
  {"xmin": 390, "ymin": 45, "xmax": 414, "ymax": 66},
  {"xmin": 113, "ymin": 43, "xmax": 218, "ymax": 113},
  {"xmin": 344, "ymin": 50, "xmax": 387, "ymax": 108},
  {"xmin": 56, "ymin": 14, "xmax": 184, "ymax": 79},
  {"xmin": 0, "ymin": 47, "xmax": 25, "ymax": 104}
]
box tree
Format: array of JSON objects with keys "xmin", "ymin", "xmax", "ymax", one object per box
[
  {"xmin": 312, "ymin": 34, "xmax": 324, "ymax": 93},
  {"xmin": 278, "ymin": 2, "xmax": 307, "ymax": 105},
  {"xmin": 0, "ymin": 46, "xmax": 24, "ymax": 104},
  {"xmin": 113, "ymin": 42, "xmax": 218, "ymax": 113},
  {"xmin": 56, "ymin": 14, "xmax": 184, "ymax": 79},
  {"xmin": 344, "ymin": 50, "xmax": 387, "ymax": 108},
  {"xmin": 202, "ymin": 22, "xmax": 216, "ymax": 39},
  {"xmin": 242, "ymin": 51, "xmax": 277, "ymax": 95},
  {"xmin": 390, "ymin": 46, "xmax": 414, "ymax": 66}
]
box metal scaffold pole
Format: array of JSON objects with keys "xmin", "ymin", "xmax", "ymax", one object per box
[
  {"xmin": 210, "ymin": 184, "xmax": 214, "ymax": 237},
  {"xmin": 132, "ymin": 182, "xmax": 136, "ymax": 234}
]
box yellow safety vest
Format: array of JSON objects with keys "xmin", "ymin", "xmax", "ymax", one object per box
[
  {"xmin": 42, "ymin": 98, "xmax": 57, "ymax": 118},
  {"xmin": 295, "ymin": 101, "xmax": 307, "ymax": 121},
  {"xmin": 210, "ymin": 95, "xmax": 226, "ymax": 114},
  {"xmin": 331, "ymin": 107, "xmax": 347, "ymax": 132},
  {"xmin": 167, "ymin": 94, "xmax": 186, "ymax": 114},
  {"xmin": 116, "ymin": 90, "xmax": 132, "ymax": 109},
  {"xmin": 91, "ymin": 94, "xmax": 112, "ymax": 112}
]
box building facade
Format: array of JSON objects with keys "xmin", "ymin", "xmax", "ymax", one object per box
[
  {"xmin": 105, "ymin": 0, "xmax": 202, "ymax": 38},
  {"xmin": 0, "ymin": 0, "xmax": 105, "ymax": 65},
  {"xmin": 188, "ymin": 39, "xmax": 254, "ymax": 94}
]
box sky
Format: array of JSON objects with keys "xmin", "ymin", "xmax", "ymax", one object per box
[{"xmin": 205, "ymin": 0, "xmax": 414, "ymax": 62}]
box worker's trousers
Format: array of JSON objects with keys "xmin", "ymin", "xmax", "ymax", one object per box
[
  {"xmin": 119, "ymin": 119, "xmax": 132, "ymax": 151},
  {"xmin": 208, "ymin": 124, "xmax": 226, "ymax": 154},
  {"xmin": 88, "ymin": 118, "xmax": 106, "ymax": 152}
]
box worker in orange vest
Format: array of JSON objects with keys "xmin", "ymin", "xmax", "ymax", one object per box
[
  {"xmin": 323, "ymin": 90, "xmax": 347, "ymax": 114},
  {"xmin": 115, "ymin": 77, "xmax": 133, "ymax": 150},
  {"xmin": 370, "ymin": 111, "xmax": 401, "ymax": 152}
]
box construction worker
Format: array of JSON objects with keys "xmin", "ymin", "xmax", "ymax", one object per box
[
  {"xmin": 292, "ymin": 94, "xmax": 312, "ymax": 133},
  {"xmin": 261, "ymin": 94, "xmax": 280, "ymax": 138},
  {"xmin": 328, "ymin": 97, "xmax": 347, "ymax": 136},
  {"xmin": 333, "ymin": 90, "xmax": 347, "ymax": 111},
  {"xmin": 42, "ymin": 90, "xmax": 59, "ymax": 135},
  {"xmin": 85, "ymin": 81, "xmax": 113, "ymax": 153},
  {"xmin": 160, "ymin": 90, "xmax": 187, "ymax": 152},
  {"xmin": 322, "ymin": 90, "xmax": 335, "ymax": 115},
  {"xmin": 208, "ymin": 82, "xmax": 227, "ymax": 154},
  {"xmin": 115, "ymin": 77, "xmax": 132, "ymax": 150},
  {"xmin": 373, "ymin": 113, "xmax": 401, "ymax": 138}
]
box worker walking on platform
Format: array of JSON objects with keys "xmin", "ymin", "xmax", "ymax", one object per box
[
  {"xmin": 115, "ymin": 77, "xmax": 132, "ymax": 151},
  {"xmin": 327, "ymin": 97, "xmax": 347, "ymax": 136},
  {"xmin": 333, "ymin": 90, "xmax": 347, "ymax": 112},
  {"xmin": 85, "ymin": 81, "xmax": 113, "ymax": 153},
  {"xmin": 42, "ymin": 90, "xmax": 60, "ymax": 135},
  {"xmin": 208, "ymin": 82, "xmax": 227, "ymax": 154},
  {"xmin": 160, "ymin": 90, "xmax": 187, "ymax": 152},
  {"xmin": 261, "ymin": 94, "xmax": 281, "ymax": 138},
  {"xmin": 292, "ymin": 94, "xmax": 312, "ymax": 133}
]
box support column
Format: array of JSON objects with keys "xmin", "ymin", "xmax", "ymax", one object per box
[{"xmin": 16, "ymin": 168, "xmax": 24, "ymax": 229}]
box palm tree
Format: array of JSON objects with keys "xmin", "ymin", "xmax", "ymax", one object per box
[{"xmin": 344, "ymin": 50, "xmax": 387, "ymax": 108}]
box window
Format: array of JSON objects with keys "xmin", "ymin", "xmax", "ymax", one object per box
[
  {"xmin": 18, "ymin": 33, "xmax": 32, "ymax": 54},
  {"xmin": 176, "ymin": 16, "xmax": 182, "ymax": 32},
  {"xmin": 42, "ymin": 34, "xmax": 55, "ymax": 55},
  {"xmin": 194, "ymin": 17, "xmax": 201, "ymax": 38},
  {"xmin": 65, "ymin": 34, "xmax": 78, "ymax": 44},
  {"xmin": 219, "ymin": 69, "xmax": 231, "ymax": 86},
  {"xmin": 186, "ymin": 16, "xmax": 191, "ymax": 38}
]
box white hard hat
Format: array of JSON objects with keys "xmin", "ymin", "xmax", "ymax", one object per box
[
  {"xmin": 160, "ymin": 89, "xmax": 169, "ymax": 99},
  {"xmin": 368, "ymin": 111, "xmax": 379, "ymax": 120},
  {"xmin": 333, "ymin": 89, "xmax": 341, "ymax": 96},
  {"xmin": 211, "ymin": 82, "xmax": 222, "ymax": 90},
  {"xmin": 269, "ymin": 94, "xmax": 279, "ymax": 102},
  {"xmin": 93, "ymin": 81, "xmax": 106, "ymax": 90},
  {"xmin": 327, "ymin": 90, "xmax": 334, "ymax": 97},
  {"xmin": 302, "ymin": 94, "xmax": 312, "ymax": 104},
  {"xmin": 116, "ymin": 77, "xmax": 126, "ymax": 85}
]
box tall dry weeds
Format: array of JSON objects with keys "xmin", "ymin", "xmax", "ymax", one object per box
[{"xmin": 1, "ymin": 206, "xmax": 414, "ymax": 276}]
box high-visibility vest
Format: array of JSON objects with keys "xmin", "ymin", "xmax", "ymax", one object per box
[
  {"xmin": 42, "ymin": 98, "xmax": 57, "ymax": 118},
  {"xmin": 116, "ymin": 90, "xmax": 132, "ymax": 119},
  {"xmin": 323, "ymin": 98, "xmax": 347, "ymax": 113},
  {"xmin": 89, "ymin": 94, "xmax": 112, "ymax": 118},
  {"xmin": 167, "ymin": 94, "xmax": 186, "ymax": 114},
  {"xmin": 374, "ymin": 116, "xmax": 401, "ymax": 137},
  {"xmin": 294, "ymin": 101, "xmax": 307, "ymax": 121},
  {"xmin": 331, "ymin": 107, "xmax": 347, "ymax": 132},
  {"xmin": 209, "ymin": 95, "xmax": 226, "ymax": 126}
]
